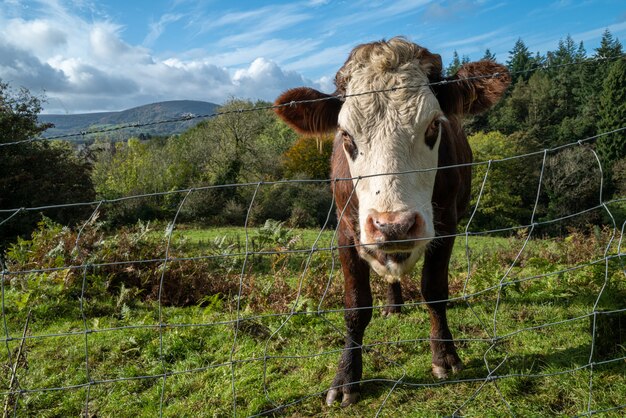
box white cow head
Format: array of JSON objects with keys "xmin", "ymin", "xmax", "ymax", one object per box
[{"xmin": 275, "ymin": 37, "xmax": 509, "ymax": 277}]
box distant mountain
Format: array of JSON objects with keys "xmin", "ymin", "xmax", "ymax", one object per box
[{"xmin": 38, "ymin": 100, "xmax": 219, "ymax": 142}]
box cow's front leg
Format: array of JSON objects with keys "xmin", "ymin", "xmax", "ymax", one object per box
[
  {"xmin": 382, "ymin": 277, "xmax": 403, "ymax": 316},
  {"xmin": 422, "ymin": 236, "xmax": 463, "ymax": 379},
  {"xmin": 326, "ymin": 235, "xmax": 372, "ymax": 407}
]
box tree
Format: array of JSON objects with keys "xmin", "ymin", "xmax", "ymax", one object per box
[
  {"xmin": 282, "ymin": 135, "xmax": 333, "ymax": 180},
  {"xmin": 543, "ymin": 146, "xmax": 603, "ymax": 232},
  {"xmin": 507, "ymin": 38, "xmax": 534, "ymax": 82},
  {"xmin": 464, "ymin": 131, "xmax": 526, "ymax": 230},
  {"xmin": 90, "ymin": 99, "xmax": 299, "ymax": 225},
  {"xmin": 446, "ymin": 51, "xmax": 462, "ymax": 76},
  {"xmin": 597, "ymin": 58, "xmax": 626, "ymax": 166},
  {"xmin": 482, "ymin": 49, "xmax": 496, "ymax": 62},
  {"xmin": 0, "ymin": 80, "xmax": 95, "ymax": 246},
  {"xmin": 546, "ymin": 35, "xmax": 578, "ymax": 66},
  {"xmin": 587, "ymin": 30, "xmax": 624, "ymax": 122},
  {"xmin": 595, "ymin": 29, "xmax": 623, "ymax": 60}
]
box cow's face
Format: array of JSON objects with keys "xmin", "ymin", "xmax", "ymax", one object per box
[
  {"xmin": 334, "ymin": 42, "xmax": 446, "ymax": 275},
  {"xmin": 275, "ymin": 37, "xmax": 510, "ymax": 277}
]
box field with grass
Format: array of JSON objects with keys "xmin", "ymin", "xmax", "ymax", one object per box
[{"xmin": 1, "ymin": 220, "xmax": 625, "ymax": 417}]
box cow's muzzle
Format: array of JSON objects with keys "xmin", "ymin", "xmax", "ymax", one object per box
[{"xmin": 365, "ymin": 209, "xmax": 426, "ymax": 251}]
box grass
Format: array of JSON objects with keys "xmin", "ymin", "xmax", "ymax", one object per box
[{"xmin": 1, "ymin": 224, "xmax": 625, "ymax": 417}]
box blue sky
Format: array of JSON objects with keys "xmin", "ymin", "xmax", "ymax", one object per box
[{"xmin": 1, "ymin": 0, "xmax": 625, "ymax": 114}]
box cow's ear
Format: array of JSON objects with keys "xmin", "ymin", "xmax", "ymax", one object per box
[
  {"xmin": 434, "ymin": 61, "xmax": 510, "ymax": 116},
  {"xmin": 274, "ymin": 87, "xmax": 343, "ymax": 134}
]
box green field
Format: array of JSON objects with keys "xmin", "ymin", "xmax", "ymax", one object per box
[{"xmin": 1, "ymin": 222, "xmax": 625, "ymax": 417}]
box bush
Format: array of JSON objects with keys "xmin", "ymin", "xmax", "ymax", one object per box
[
  {"xmin": 464, "ymin": 131, "xmax": 526, "ymax": 231},
  {"xmin": 250, "ymin": 181, "xmax": 334, "ymax": 228},
  {"xmin": 282, "ymin": 135, "xmax": 333, "ymax": 180},
  {"xmin": 4, "ymin": 217, "xmax": 241, "ymax": 307},
  {"xmin": 543, "ymin": 146, "xmax": 603, "ymax": 232},
  {"xmin": 1, "ymin": 81, "xmax": 95, "ymax": 246}
]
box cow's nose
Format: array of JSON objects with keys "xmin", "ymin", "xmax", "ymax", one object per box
[{"xmin": 366, "ymin": 209, "xmax": 423, "ymax": 242}]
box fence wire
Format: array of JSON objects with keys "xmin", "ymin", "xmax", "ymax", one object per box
[{"xmin": 1, "ymin": 55, "xmax": 626, "ymax": 417}]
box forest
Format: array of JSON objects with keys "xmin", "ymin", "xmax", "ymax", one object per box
[{"xmin": 1, "ymin": 30, "xmax": 626, "ymax": 244}]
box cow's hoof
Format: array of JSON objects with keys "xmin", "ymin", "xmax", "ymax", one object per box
[
  {"xmin": 432, "ymin": 360, "xmax": 463, "ymax": 379},
  {"xmin": 432, "ymin": 364, "xmax": 449, "ymax": 379},
  {"xmin": 326, "ymin": 389, "xmax": 359, "ymax": 407},
  {"xmin": 382, "ymin": 305, "xmax": 402, "ymax": 317}
]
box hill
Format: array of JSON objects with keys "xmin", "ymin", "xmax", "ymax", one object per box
[{"xmin": 38, "ymin": 100, "xmax": 219, "ymax": 142}]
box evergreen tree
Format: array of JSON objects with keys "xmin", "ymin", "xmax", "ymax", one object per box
[
  {"xmin": 446, "ymin": 50, "xmax": 462, "ymax": 76},
  {"xmin": 575, "ymin": 41, "xmax": 587, "ymax": 61},
  {"xmin": 532, "ymin": 51, "xmax": 546, "ymax": 69},
  {"xmin": 507, "ymin": 38, "xmax": 533, "ymax": 82},
  {"xmin": 547, "ymin": 35, "xmax": 578, "ymax": 66},
  {"xmin": 482, "ymin": 48, "xmax": 496, "ymax": 61},
  {"xmin": 573, "ymin": 30, "xmax": 623, "ymax": 144},
  {"xmin": 549, "ymin": 36, "xmax": 586, "ymax": 143},
  {"xmin": 595, "ymin": 29, "xmax": 623, "ymax": 59},
  {"xmin": 591, "ymin": 30, "xmax": 624, "ymax": 90},
  {"xmin": 597, "ymin": 59, "xmax": 626, "ymax": 165}
]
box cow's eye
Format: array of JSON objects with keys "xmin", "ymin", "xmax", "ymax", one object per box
[
  {"xmin": 341, "ymin": 130, "xmax": 359, "ymax": 161},
  {"xmin": 425, "ymin": 119, "xmax": 440, "ymax": 149}
]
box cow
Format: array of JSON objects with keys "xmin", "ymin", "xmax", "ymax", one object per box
[{"xmin": 274, "ymin": 37, "xmax": 510, "ymax": 407}]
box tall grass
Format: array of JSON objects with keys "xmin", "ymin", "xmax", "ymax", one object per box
[{"xmin": 1, "ymin": 220, "xmax": 624, "ymax": 416}]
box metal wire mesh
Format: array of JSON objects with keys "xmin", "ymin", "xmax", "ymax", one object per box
[{"xmin": 1, "ymin": 57, "xmax": 625, "ymax": 417}]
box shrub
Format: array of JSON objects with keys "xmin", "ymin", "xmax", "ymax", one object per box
[
  {"xmin": 4, "ymin": 216, "xmax": 240, "ymax": 307},
  {"xmin": 250, "ymin": 181, "xmax": 334, "ymax": 228},
  {"xmin": 282, "ymin": 135, "xmax": 333, "ymax": 180}
]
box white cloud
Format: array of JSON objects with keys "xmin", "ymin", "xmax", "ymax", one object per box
[
  {"xmin": 5, "ymin": 19, "xmax": 68, "ymax": 55},
  {"xmin": 7, "ymin": 0, "xmax": 617, "ymax": 115},
  {"xmin": 233, "ymin": 57, "xmax": 311, "ymax": 99},
  {"xmin": 0, "ymin": 2, "xmax": 321, "ymax": 113},
  {"xmin": 315, "ymin": 75, "xmax": 336, "ymax": 94},
  {"xmin": 89, "ymin": 23, "xmax": 131, "ymax": 60},
  {"xmin": 334, "ymin": 0, "xmax": 433, "ymax": 27},
  {"xmin": 422, "ymin": 0, "xmax": 476, "ymax": 21},
  {"xmin": 216, "ymin": 11, "xmax": 311, "ymax": 47},
  {"xmin": 144, "ymin": 13, "xmax": 184, "ymax": 46},
  {"xmin": 206, "ymin": 38, "xmax": 322, "ymax": 68},
  {"xmin": 0, "ymin": 40, "xmax": 69, "ymax": 90}
]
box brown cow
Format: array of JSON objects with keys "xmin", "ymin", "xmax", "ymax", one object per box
[{"xmin": 274, "ymin": 37, "xmax": 509, "ymax": 406}]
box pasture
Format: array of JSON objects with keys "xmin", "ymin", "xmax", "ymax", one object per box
[{"xmin": 2, "ymin": 221, "xmax": 625, "ymax": 417}]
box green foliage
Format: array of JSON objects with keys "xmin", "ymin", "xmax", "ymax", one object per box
[
  {"xmin": 478, "ymin": 31, "xmax": 625, "ymax": 232},
  {"xmin": 507, "ymin": 38, "xmax": 535, "ymax": 82},
  {"xmin": 543, "ymin": 147, "xmax": 603, "ymax": 232},
  {"xmin": 250, "ymin": 181, "xmax": 334, "ymax": 228},
  {"xmin": 253, "ymin": 219, "xmax": 299, "ymax": 251},
  {"xmin": 0, "ymin": 80, "xmax": 95, "ymax": 246},
  {"xmin": 482, "ymin": 48, "xmax": 496, "ymax": 61},
  {"xmin": 90, "ymin": 99, "xmax": 299, "ymax": 226},
  {"xmin": 446, "ymin": 50, "xmax": 470, "ymax": 76},
  {"xmin": 282, "ymin": 134, "xmax": 333, "ymax": 180},
  {"xmin": 597, "ymin": 58, "xmax": 626, "ymax": 165},
  {"xmin": 3, "ymin": 228, "xmax": 625, "ymax": 416},
  {"xmin": 465, "ymin": 131, "xmax": 525, "ymax": 230},
  {"xmin": 93, "ymin": 137, "xmax": 180, "ymax": 198}
]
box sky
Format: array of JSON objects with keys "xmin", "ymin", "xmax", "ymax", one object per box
[{"xmin": 1, "ymin": 0, "xmax": 625, "ymax": 114}]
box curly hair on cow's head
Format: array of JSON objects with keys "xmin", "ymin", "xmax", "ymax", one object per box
[{"xmin": 334, "ymin": 37, "xmax": 443, "ymax": 95}]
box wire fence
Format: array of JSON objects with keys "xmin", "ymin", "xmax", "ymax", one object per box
[{"xmin": 1, "ymin": 55, "xmax": 626, "ymax": 417}]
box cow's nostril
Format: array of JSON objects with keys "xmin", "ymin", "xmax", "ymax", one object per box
[{"xmin": 368, "ymin": 210, "xmax": 420, "ymax": 241}]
